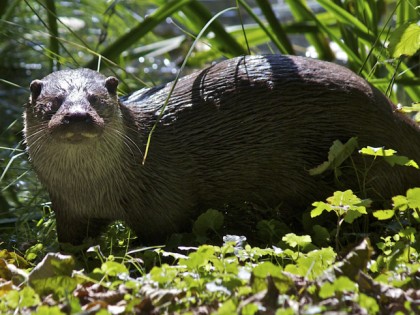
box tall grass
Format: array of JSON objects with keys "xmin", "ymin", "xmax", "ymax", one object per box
[{"xmin": 0, "ymin": 0, "xmax": 418, "ymax": 96}]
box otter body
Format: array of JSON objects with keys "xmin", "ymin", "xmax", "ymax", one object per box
[{"xmin": 24, "ymin": 55, "xmax": 420, "ymax": 244}]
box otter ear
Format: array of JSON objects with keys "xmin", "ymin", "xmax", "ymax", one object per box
[
  {"xmin": 105, "ymin": 76, "xmax": 119, "ymax": 95},
  {"xmin": 30, "ymin": 79, "xmax": 43, "ymax": 101}
]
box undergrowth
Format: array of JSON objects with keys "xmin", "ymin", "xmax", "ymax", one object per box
[
  {"xmin": 1, "ymin": 146, "xmax": 420, "ymax": 314},
  {"xmin": 1, "ymin": 185, "xmax": 419, "ymax": 314}
]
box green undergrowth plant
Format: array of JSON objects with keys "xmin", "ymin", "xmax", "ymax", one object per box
[
  {"xmin": 311, "ymin": 189, "xmax": 369, "ymax": 251},
  {"xmin": 1, "ymin": 229, "xmax": 419, "ymax": 314}
]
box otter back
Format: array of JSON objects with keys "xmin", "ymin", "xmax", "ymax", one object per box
[{"xmin": 24, "ymin": 55, "xmax": 420, "ymax": 245}]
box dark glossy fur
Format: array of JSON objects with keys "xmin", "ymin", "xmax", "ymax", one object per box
[{"xmin": 24, "ymin": 55, "xmax": 420, "ymax": 244}]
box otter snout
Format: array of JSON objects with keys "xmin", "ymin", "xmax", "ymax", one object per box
[{"xmin": 49, "ymin": 107, "xmax": 105, "ymax": 142}]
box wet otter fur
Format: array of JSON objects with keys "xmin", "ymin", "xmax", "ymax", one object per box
[{"xmin": 24, "ymin": 55, "xmax": 420, "ymax": 245}]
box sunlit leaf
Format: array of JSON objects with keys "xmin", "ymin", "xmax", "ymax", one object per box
[
  {"xmin": 28, "ymin": 253, "xmax": 74, "ymax": 284},
  {"xmin": 101, "ymin": 261, "xmax": 128, "ymax": 277},
  {"xmin": 359, "ymin": 293, "xmax": 380, "ymax": 315},
  {"xmin": 392, "ymin": 195, "xmax": 408, "ymax": 211},
  {"xmin": 406, "ymin": 188, "xmax": 420, "ymax": 209},
  {"xmin": 311, "ymin": 201, "xmax": 332, "ymax": 217},
  {"xmin": 373, "ymin": 210, "xmax": 395, "ymax": 220},
  {"xmin": 150, "ymin": 264, "xmax": 179, "ymax": 284},
  {"xmin": 359, "ymin": 146, "xmax": 397, "ymax": 157},
  {"xmin": 282, "ymin": 233, "xmax": 312, "ymax": 248},
  {"xmin": 252, "ymin": 261, "xmax": 283, "ymax": 278},
  {"xmin": 359, "ymin": 146, "xmax": 419, "ymax": 169},
  {"xmin": 33, "ymin": 305, "xmax": 66, "ymax": 315},
  {"xmin": 388, "ymin": 22, "xmax": 420, "ymax": 57},
  {"xmin": 319, "ymin": 276, "xmax": 357, "ymax": 298},
  {"xmin": 30, "ymin": 276, "xmax": 77, "ymax": 298},
  {"xmin": 285, "ymin": 247, "xmax": 336, "ymax": 279}
]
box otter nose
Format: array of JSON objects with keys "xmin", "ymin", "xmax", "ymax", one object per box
[{"xmin": 63, "ymin": 112, "xmax": 93, "ymax": 125}]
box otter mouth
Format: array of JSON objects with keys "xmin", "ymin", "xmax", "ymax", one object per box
[
  {"xmin": 59, "ymin": 130, "xmax": 102, "ymax": 143},
  {"xmin": 49, "ymin": 113, "xmax": 105, "ymax": 143},
  {"xmin": 51, "ymin": 123, "xmax": 104, "ymax": 143}
]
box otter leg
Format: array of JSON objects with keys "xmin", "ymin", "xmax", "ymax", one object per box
[{"xmin": 55, "ymin": 211, "xmax": 110, "ymax": 245}]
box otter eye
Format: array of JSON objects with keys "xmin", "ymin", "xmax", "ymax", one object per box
[
  {"xmin": 88, "ymin": 94, "xmax": 100, "ymax": 105},
  {"xmin": 51, "ymin": 96, "xmax": 64, "ymax": 111},
  {"xmin": 55, "ymin": 96, "xmax": 64, "ymax": 105}
]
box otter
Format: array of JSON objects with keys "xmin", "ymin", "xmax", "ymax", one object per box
[{"xmin": 24, "ymin": 55, "xmax": 420, "ymax": 245}]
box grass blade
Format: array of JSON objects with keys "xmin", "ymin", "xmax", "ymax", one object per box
[
  {"xmin": 44, "ymin": 0, "xmax": 60, "ymax": 71},
  {"xmin": 84, "ymin": 0, "xmax": 193, "ymax": 69},
  {"xmin": 317, "ymin": 0, "xmax": 374, "ymax": 42},
  {"xmin": 238, "ymin": 0, "xmax": 291, "ymax": 54},
  {"xmin": 182, "ymin": 1, "xmax": 246, "ymax": 57},
  {"xmin": 285, "ymin": 0, "xmax": 334, "ymax": 60},
  {"xmin": 143, "ymin": 7, "xmax": 238, "ymax": 164},
  {"xmin": 255, "ymin": 0, "xmax": 294, "ymax": 54}
]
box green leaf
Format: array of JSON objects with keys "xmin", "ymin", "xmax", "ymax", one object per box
[
  {"xmin": 282, "ymin": 233, "xmax": 312, "ymax": 248},
  {"xmin": 4, "ymin": 287, "xmax": 40, "ymax": 309},
  {"xmin": 252, "ymin": 261, "xmax": 283, "ymax": 278},
  {"xmin": 358, "ymin": 293, "xmax": 380, "ymax": 315},
  {"xmin": 388, "ymin": 22, "xmax": 420, "ymax": 58},
  {"xmin": 28, "ymin": 253, "xmax": 75, "ymax": 284},
  {"xmin": 180, "ymin": 246, "xmax": 216, "ymax": 270},
  {"xmin": 309, "ymin": 138, "xmax": 358, "ymax": 175},
  {"xmin": 311, "ymin": 225, "xmax": 331, "ymax": 246},
  {"xmin": 343, "ymin": 209, "xmax": 365, "ymax": 224},
  {"xmin": 217, "ymin": 299, "xmax": 237, "ymax": 315},
  {"xmin": 359, "ymin": 146, "xmax": 419, "ymax": 169},
  {"xmin": 392, "ymin": 195, "xmax": 408, "ymax": 211},
  {"xmin": 312, "ymin": 190, "xmax": 367, "ymax": 222},
  {"xmin": 275, "ymin": 308, "xmax": 295, "ymax": 315},
  {"xmin": 311, "ymin": 201, "xmax": 332, "ymax": 217},
  {"xmin": 406, "ymin": 188, "xmax": 420, "ymax": 209},
  {"xmin": 359, "ymin": 146, "xmax": 397, "ymax": 157},
  {"xmin": 256, "ymin": 219, "xmax": 290, "ymax": 242},
  {"xmin": 183, "ymin": 252, "xmax": 208, "ymax": 269},
  {"xmin": 30, "ymin": 276, "xmax": 78, "ymax": 298},
  {"xmin": 319, "ymin": 276, "xmax": 357, "ymax": 299},
  {"xmin": 334, "ymin": 189, "xmax": 366, "ymax": 207},
  {"xmin": 150, "ymin": 264, "xmax": 179, "ymax": 284},
  {"xmin": 101, "ymin": 261, "xmax": 129, "ymax": 277},
  {"xmin": 373, "ymin": 210, "xmax": 395, "ymax": 220},
  {"xmin": 33, "ymin": 305, "xmax": 66, "ymax": 315},
  {"xmin": 252, "ymin": 262, "xmax": 291, "ymax": 293},
  {"xmin": 25, "ymin": 243, "xmax": 44, "ymax": 262},
  {"xmin": 192, "ymin": 209, "xmax": 224, "ymax": 237},
  {"xmin": 386, "ymin": 155, "xmax": 419, "ymax": 169},
  {"xmin": 285, "ymin": 247, "xmax": 336, "ymax": 279},
  {"xmin": 328, "ymin": 190, "xmax": 365, "ymax": 211},
  {"xmin": 399, "ymin": 227, "xmax": 416, "ymax": 242},
  {"xmin": 241, "ymin": 303, "xmax": 259, "ymax": 315}
]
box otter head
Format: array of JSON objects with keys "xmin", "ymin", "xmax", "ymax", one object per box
[{"xmin": 25, "ymin": 68, "xmax": 119, "ymax": 144}]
